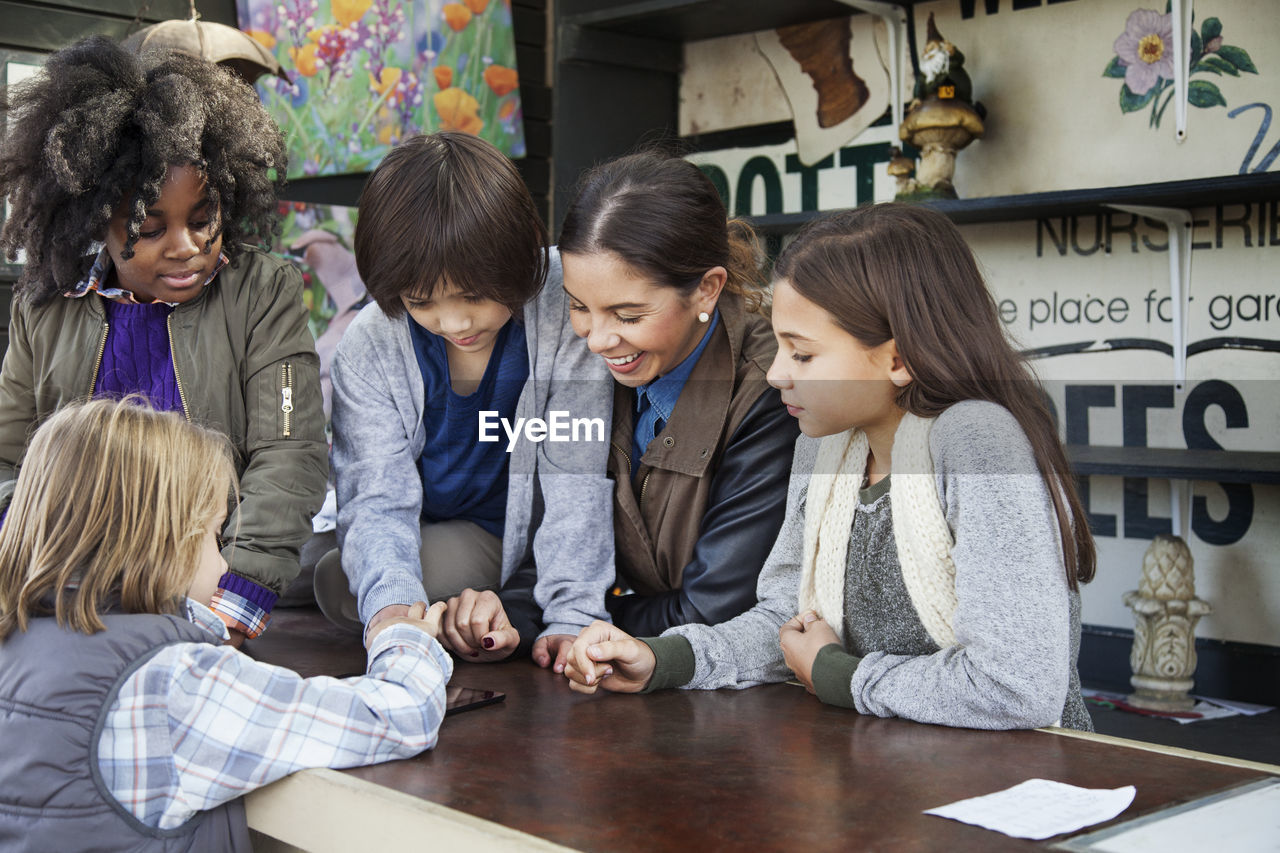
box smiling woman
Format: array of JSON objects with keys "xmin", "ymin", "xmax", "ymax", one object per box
[{"xmin": 546, "ymin": 150, "xmax": 800, "ymax": 637}]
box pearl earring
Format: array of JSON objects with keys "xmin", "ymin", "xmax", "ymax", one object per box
[{"xmin": 698, "ymin": 311, "xmax": 710, "ymax": 323}]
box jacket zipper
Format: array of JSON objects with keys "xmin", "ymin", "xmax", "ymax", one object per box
[
  {"xmin": 165, "ymin": 314, "xmax": 191, "ymax": 421},
  {"xmin": 87, "ymin": 321, "xmax": 109, "ymax": 396},
  {"xmin": 280, "ymin": 362, "xmax": 294, "ymax": 438},
  {"xmin": 612, "ymin": 441, "xmax": 631, "ymax": 478},
  {"xmin": 613, "ymin": 440, "xmax": 652, "ymax": 512}
]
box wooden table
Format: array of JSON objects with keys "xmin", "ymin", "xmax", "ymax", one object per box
[{"xmin": 244, "ymin": 609, "xmax": 1278, "ymax": 852}]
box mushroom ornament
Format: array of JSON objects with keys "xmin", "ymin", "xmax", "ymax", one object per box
[{"xmin": 894, "ymin": 14, "xmax": 987, "ymax": 201}]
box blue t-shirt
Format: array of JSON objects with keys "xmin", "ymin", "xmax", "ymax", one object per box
[{"xmin": 408, "ymin": 317, "xmax": 529, "ymax": 537}]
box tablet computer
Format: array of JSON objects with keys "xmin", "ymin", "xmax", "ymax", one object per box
[{"xmin": 446, "ymin": 686, "xmax": 506, "ymax": 716}]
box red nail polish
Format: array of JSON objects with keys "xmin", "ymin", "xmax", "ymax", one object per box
[{"xmin": 482, "ymin": 636, "xmax": 494, "ymax": 649}]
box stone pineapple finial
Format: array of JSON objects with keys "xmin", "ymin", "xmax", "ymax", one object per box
[{"xmin": 1123, "ymin": 534, "xmax": 1212, "ymax": 712}]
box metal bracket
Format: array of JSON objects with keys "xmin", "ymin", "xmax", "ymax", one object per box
[
  {"xmin": 1107, "ymin": 205, "xmax": 1194, "ymax": 391},
  {"xmin": 838, "ymin": 1, "xmax": 909, "ymax": 133},
  {"xmin": 1172, "ymin": 0, "xmax": 1193, "ymax": 142},
  {"xmin": 1109, "ymin": 204, "xmax": 1194, "ymax": 537}
]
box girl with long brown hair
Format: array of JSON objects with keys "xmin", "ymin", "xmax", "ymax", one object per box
[{"xmin": 564, "ymin": 203, "xmax": 1095, "ymax": 731}]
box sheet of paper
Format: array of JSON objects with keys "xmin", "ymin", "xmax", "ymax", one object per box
[
  {"xmin": 1193, "ymin": 695, "xmax": 1274, "ymax": 716},
  {"xmin": 924, "ymin": 779, "xmax": 1136, "ymax": 840}
]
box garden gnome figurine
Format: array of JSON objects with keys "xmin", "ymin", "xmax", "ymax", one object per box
[
  {"xmin": 897, "ymin": 14, "xmax": 985, "ymax": 200},
  {"xmin": 1123, "ymin": 535, "xmax": 1211, "ymax": 712}
]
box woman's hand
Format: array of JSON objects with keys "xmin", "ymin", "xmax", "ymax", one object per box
[
  {"xmin": 564, "ymin": 620, "xmax": 655, "ymax": 695},
  {"xmin": 440, "ymin": 589, "xmax": 521, "ymax": 662},
  {"xmin": 366, "ymin": 601, "xmax": 447, "ymax": 645},
  {"xmin": 532, "ymin": 634, "xmax": 576, "ymax": 672},
  {"xmin": 779, "ymin": 610, "xmax": 839, "ymax": 694}
]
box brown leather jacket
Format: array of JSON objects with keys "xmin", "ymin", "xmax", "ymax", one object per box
[{"xmin": 606, "ymin": 291, "xmax": 800, "ymax": 636}]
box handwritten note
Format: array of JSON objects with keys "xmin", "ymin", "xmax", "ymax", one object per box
[{"xmin": 924, "ymin": 779, "xmax": 1136, "ymax": 840}]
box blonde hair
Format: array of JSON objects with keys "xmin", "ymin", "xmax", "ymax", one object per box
[{"xmin": 0, "ymin": 397, "xmax": 236, "ymax": 639}]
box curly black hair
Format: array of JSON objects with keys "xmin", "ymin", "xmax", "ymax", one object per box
[{"xmin": 0, "ymin": 35, "xmax": 286, "ymax": 305}]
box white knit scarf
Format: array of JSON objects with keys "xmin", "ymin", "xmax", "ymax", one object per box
[{"xmin": 796, "ymin": 412, "xmax": 959, "ymax": 648}]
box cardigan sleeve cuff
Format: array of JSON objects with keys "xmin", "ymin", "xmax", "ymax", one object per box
[
  {"xmin": 210, "ymin": 572, "xmax": 278, "ymax": 638},
  {"xmin": 812, "ymin": 643, "xmax": 861, "ymax": 709},
  {"xmin": 638, "ymin": 634, "xmax": 696, "ymax": 693}
]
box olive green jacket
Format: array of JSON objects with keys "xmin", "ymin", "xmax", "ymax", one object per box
[{"xmin": 0, "ymin": 247, "xmax": 328, "ymax": 598}]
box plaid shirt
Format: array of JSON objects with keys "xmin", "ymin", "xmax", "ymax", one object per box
[{"xmin": 98, "ymin": 600, "xmax": 453, "ymax": 830}]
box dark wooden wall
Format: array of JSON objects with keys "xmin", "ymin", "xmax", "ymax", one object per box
[{"xmin": 0, "ymin": 0, "xmax": 552, "ymax": 357}]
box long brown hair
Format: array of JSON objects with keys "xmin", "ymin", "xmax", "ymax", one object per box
[
  {"xmin": 774, "ymin": 203, "xmax": 1095, "ymax": 588},
  {"xmin": 0, "ymin": 398, "xmax": 236, "ymax": 639},
  {"xmin": 558, "ymin": 150, "xmax": 766, "ymax": 311}
]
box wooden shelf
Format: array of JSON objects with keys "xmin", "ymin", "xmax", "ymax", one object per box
[
  {"xmin": 561, "ymin": 0, "xmax": 877, "ymax": 43},
  {"xmin": 1066, "ymin": 445, "xmax": 1280, "ymax": 485},
  {"xmin": 746, "ymin": 171, "xmax": 1280, "ymax": 234}
]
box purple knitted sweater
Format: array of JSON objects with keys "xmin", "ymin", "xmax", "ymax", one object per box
[{"xmin": 93, "ymin": 299, "xmax": 183, "ymax": 413}]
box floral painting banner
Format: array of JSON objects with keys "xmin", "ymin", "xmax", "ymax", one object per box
[{"xmin": 236, "ymin": 0, "xmax": 525, "ymax": 179}]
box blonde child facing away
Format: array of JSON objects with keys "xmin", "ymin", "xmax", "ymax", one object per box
[
  {"xmin": 565, "ymin": 203, "xmax": 1097, "ymax": 731},
  {"xmin": 0, "ymin": 399, "xmax": 449, "ymax": 851}
]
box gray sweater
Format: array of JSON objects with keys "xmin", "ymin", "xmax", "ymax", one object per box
[
  {"xmin": 649, "ymin": 400, "xmax": 1091, "ymax": 731},
  {"xmin": 329, "ymin": 249, "xmax": 616, "ymax": 636}
]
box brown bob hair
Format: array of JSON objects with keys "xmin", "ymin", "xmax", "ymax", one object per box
[
  {"xmin": 774, "ymin": 203, "xmax": 1096, "ymax": 589},
  {"xmin": 558, "ymin": 150, "xmax": 766, "ymax": 311},
  {"xmin": 353, "ymin": 132, "xmax": 549, "ymax": 317},
  {"xmin": 0, "ymin": 398, "xmax": 236, "ymax": 639}
]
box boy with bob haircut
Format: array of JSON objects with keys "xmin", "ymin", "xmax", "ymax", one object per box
[{"xmin": 315, "ymin": 132, "xmax": 614, "ymax": 669}]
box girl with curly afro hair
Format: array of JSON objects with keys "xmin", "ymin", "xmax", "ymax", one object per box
[{"xmin": 0, "ymin": 36, "xmax": 328, "ymax": 645}]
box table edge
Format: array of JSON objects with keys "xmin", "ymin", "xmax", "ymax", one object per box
[
  {"xmin": 245, "ymin": 766, "xmax": 577, "ymax": 853},
  {"xmin": 1039, "ymin": 726, "xmax": 1280, "ymax": 775}
]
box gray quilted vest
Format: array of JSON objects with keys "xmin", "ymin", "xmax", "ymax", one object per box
[{"xmin": 0, "ymin": 611, "xmax": 251, "ymax": 852}]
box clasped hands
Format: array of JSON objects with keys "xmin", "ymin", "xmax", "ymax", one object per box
[
  {"xmin": 367, "ymin": 590, "xmax": 574, "ymax": 668},
  {"xmin": 367, "ymin": 594, "xmax": 840, "ymax": 696},
  {"xmin": 561, "ymin": 609, "xmax": 839, "ymax": 696}
]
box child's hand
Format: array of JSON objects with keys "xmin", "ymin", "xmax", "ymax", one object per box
[
  {"xmin": 779, "ymin": 610, "xmax": 839, "ymax": 694},
  {"xmin": 564, "ymin": 621, "xmax": 655, "ymax": 695},
  {"xmin": 366, "ymin": 601, "xmax": 446, "ymax": 646},
  {"xmin": 367, "ymin": 604, "xmax": 411, "ymax": 635},
  {"xmin": 532, "ymin": 634, "xmax": 576, "ymax": 672},
  {"xmin": 440, "ymin": 589, "xmax": 521, "ymax": 662}
]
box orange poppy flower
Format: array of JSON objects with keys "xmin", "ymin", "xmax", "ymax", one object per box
[
  {"xmin": 483, "ymin": 64, "xmax": 518, "ymax": 97},
  {"xmin": 443, "ymin": 3, "xmax": 472, "ymax": 31},
  {"xmin": 289, "ymin": 43, "xmax": 319, "ymax": 77},
  {"xmin": 332, "ymin": 0, "xmax": 373, "ymax": 27},
  {"xmin": 245, "ymin": 29, "xmax": 276, "ymax": 50},
  {"xmin": 370, "ymin": 66, "xmax": 403, "ymax": 98},
  {"xmin": 306, "ymin": 25, "xmax": 337, "ymax": 43},
  {"xmin": 498, "ymin": 99, "xmax": 518, "ymax": 120},
  {"xmin": 463, "ymin": 0, "xmax": 490, "ymax": 14},
  {"xmin": 434, "ymin": 66, "xmax": 453, "ymax": 89},
  {"xmin": 434, "ymin": 87, "xmax": 484, "ymax": 135}
]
